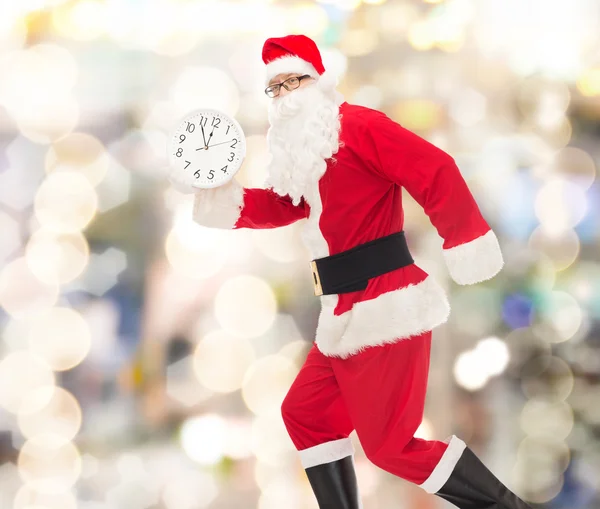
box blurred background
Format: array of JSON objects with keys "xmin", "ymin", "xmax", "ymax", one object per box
[{"xmin": 1, "ymin": 0, "xmax": 600, "ymax": 508}]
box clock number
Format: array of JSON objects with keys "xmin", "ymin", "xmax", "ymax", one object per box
[
  {"xmin": 230, "ymin": 139, "xmax": 238, "ymax": 148},
  {"xmin": 207, "ymin": 169, "xmax": 215, "ymax": 180},
  {"xmin": 199, "ymin": 116, "xmax": 207, "ymax": 127},
  {"xmin": 179, "ymin": 134, "xmax": 186, "ymax": 143},
  {"xmin": 185, "ymin": 122, "xmax": 195, "ymax": 133},
  {"xmin": 226, "ymin": 125, "xmax": 230, "ymax": 135},
  {"xmin": 228, "ymin": 152, "xmax": 235, "ymax": 162},
  {"xmin": 184, "ymin": 160, "xmax": 191, "ymax": 169},
  {"xmin": 211, "ymin": 117, "xmax": 221, "ymax": 128},
  {"xmin": 194, "ymin": 170, "xmax": 201, "ymax": 178},
  {"xmin": 176, "ymin": 148, "xmax": 183, "ymax": 157},
  {"xmin": 221, "ymin": 165, "xmax": 228, "ymax": 173}
]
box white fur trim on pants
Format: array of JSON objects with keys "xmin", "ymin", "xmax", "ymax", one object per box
[
  {"xmin": 419, "ymin": 435, "xmax": 467, "ymax": 494},
  {"xmin": 315, "ymin": 276, "xmax": 451, "ymax": 358},
  {"xmin": 442, "ymin": 230, "xmax": 504, "ymax": 285},
  {"xmin": 192, "ymin": 178, "xmax": 244, "ymax": 229},
  {"xmin": 298, "ymin": 437, "xmax": 355, "ymax": 469},
  {"xmin": 265, "ymin": 55, "xmax": 319, "ymax": 84}
]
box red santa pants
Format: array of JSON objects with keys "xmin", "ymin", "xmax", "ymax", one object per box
[{"xmin": 281, "ymin": 330, "xmax": 456, "ymax": 490}]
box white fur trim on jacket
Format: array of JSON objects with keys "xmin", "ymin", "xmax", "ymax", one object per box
[
  {"xmin": 315, "ymin": 276, "xmax": 451, "ymax": 359},
  {"xmin": 265, "ymin": 55, "xmax": 319, "ymax": 84},
  {"xmin": 442, "ymin": 229, "xmax": 504, "ymax": 285},
  {"xmin": 298, "ymin": 438, "xmax": 355, "ymax": 469},
  {"xmin": 192, "ymin": 178, "xmax": 244, "ymax": 229},
  {"xmin": 419, "ymin": 435, "xmax": 467, "ymax": 493}
]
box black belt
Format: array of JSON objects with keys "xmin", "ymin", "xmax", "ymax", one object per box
[{"xmin": 310, "ymin": 231, "xmax": 414, "ymax": 296}]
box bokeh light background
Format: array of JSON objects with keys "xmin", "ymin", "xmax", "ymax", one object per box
[{"xmin": 1, "ymin": 0, "xmax": 600, "ymax": 508}]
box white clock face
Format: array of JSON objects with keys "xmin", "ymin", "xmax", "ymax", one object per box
[{"xmin": 168, "ymin": 109, "xmax": 246, "ymax": 189}]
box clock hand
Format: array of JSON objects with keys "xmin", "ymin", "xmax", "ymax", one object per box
[
  {"xmin": 206, "ymin": 125, "xmax": 217, "ymax": 147},
  {"xmin": 200, "ymin": 124, "xmax": 208, "ymax": 149},
  {"xmin": 206, "ymin": 139, "xmax": 236, "ymax": 149}
]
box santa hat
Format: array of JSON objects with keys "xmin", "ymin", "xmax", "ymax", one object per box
[{"xmin": 262, "ymin": 34, "xmax": 338, "ymax": 93}]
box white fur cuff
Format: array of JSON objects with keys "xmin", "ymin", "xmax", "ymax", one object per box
[
  {"xmin": 192, "ymin": 178, "xmax": 244, "ymax": 229},
  {"xmin": 419, "ymin": 435, "xmax": 467, "ymax": 494},
  {"xmin": 298, "ymin": 438, "xmax": 355, "ymax": 469},
  {"xmin": 442, "ymin": 230, "xmax": 504, "ymax": 285}
]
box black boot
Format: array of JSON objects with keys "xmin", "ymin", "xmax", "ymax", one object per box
[
  {"xmin": 305, "ymin": 455, "xmax": 361, "ymax": 509},
  {"xmin": 435, "ymin": 447, "xmax": 532, "ymax": 509}
]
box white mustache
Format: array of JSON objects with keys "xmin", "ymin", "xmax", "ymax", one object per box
[{"xmin": 268, "ymin": 86, "xmax": 312, "ymax": 122}]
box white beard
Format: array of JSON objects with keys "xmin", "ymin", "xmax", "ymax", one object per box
[{"xmin": 264, "ymin": 81, "xmax": 342, "ymax": 206}]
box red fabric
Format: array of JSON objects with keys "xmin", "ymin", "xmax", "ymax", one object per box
[
  {"xmin": 324, "ymin": 103, "xmax": 491, "ymax": 317},
  {"xmin": 281, "ymin": 332, "xmax": 448, "ymax": 484},
  {"xmin": 360, "ymin": 108, "xmax": 491, "ymax": 251},
  {"xmin": 234, "ymin": 188, "xmax": 307, "ymax": 229},
  {"xmin": 262, "ymin": 34, "xmax": 326, "ymax": 75},
  {"xmin": 233, "ymin": 102, "xmax": 491, "ymax": 320}
]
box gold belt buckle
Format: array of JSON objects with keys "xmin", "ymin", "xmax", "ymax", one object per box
[{"xmin": 310, "ymin": 260, "xmax": 323, "ymax": 296}]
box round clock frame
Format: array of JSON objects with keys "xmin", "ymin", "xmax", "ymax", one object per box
[{"xmin": 167, "ymin": 108, "xmax": 246, "ymax": 189}]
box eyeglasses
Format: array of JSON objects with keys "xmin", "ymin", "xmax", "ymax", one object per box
[{"xmin": 264, "ymin": 74, "xmax": 313, "ymax": 98}]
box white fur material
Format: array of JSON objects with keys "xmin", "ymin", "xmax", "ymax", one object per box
[
  {"xmin": 300, "ymin": 188, "xmax": 330, "ymax": 258},
  {"xmin": 316, "ymin": 69, "xmax": 345, "ymax": 106},
  {"xmin": 419, "ymin": 435, "xmax": 467, "ymax": 494},
  {"xmin": 314, "ymin": 276, "xmax": 451, "ymax": 358},
  {"xmin": 192, "ymin": 178, "xmax": 245, "ymax": 229},
  {"xmin": 442, "ymin": 230, "xmax": 504, "ymax": 285},
  {"xmin": 301, "ymin": 187, "xmax": 342, "ymax": 344},
  {"xmin": 265, "ymin": 55, "xmax": 319, "ymax": 84},
  {"xmin": 264, "ymin": 86, "xmax": 341, "ymax": 206},
  {"xmin": 299, "ymin": 437, "xmax": 355, "ymax": 469}
]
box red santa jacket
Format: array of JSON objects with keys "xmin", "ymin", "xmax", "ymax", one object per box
[{"xmin": 192, "ymin": 102, "xmax": 504, "ymax": 358}]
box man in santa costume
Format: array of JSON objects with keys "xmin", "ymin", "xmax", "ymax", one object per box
[{"xmin": 170, "ymin": 34, "xmax": 531, "ymax": 509}]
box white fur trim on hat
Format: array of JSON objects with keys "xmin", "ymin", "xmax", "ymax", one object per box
[{"xmin": 265, "ymin": 55, "xmax": 319, "ymax": 84}]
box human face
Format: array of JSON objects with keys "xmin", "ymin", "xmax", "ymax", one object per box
[{"xmin": 266, "ymin": 73, "xmax": 315, "ymax": 98}]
